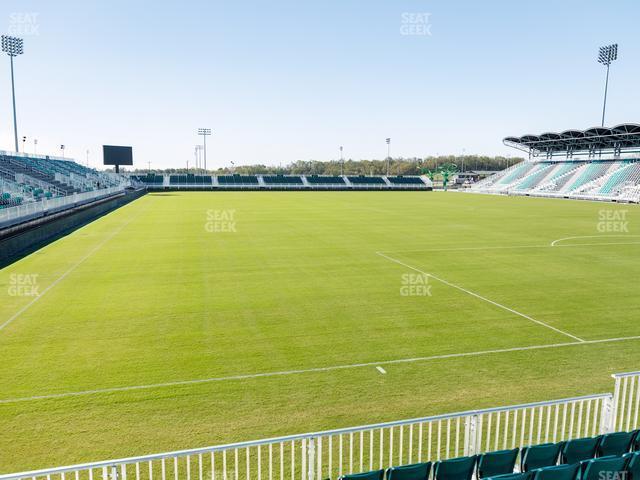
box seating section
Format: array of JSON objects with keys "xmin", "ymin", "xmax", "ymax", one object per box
[
  {"xmin": 263, "ymin": 175, "xmax": 304, "ymax": 185},
  {"xmin": 305, "ymin": 175, "xmax": 346, "ymax": 185},
  {"xmin": 387, "ymin": 176, "xmax": 426, "ymax": 185},
  {"xmin": 169, "ymin": 174, "xmax": 212, "ymax": 185},
  {"xmin": 331, "ymin": 431, "xmax": 640, "ymax": 480},
  {"xmin": 471, "ymin": 160, "xmax": 640, "ymax": 201},
  {"xmin": 131, "ymin": 174, "xmax": 164, "ymax": 185},
  {"xmin": 0, "ymin": 152, "xmax": 125, "ymax": 209},
  {"xmin": 218, "ymin": 175, "xmax": 260, "ymax": 185},
  {"xmin": 348, "ymin": 176, "xmax": 387, "ymax": 185}
]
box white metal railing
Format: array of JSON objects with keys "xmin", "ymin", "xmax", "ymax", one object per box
[
  {"xmin": 611, "ymin": 371, "xmax": 640, "ymax": 433},
  {"xmin": 0, "ymin": 393, "xmax": 613, "ymax": 480},
  {"xmin": 0, "ymin": 186, "xmax": 126, "ymax": 227}
]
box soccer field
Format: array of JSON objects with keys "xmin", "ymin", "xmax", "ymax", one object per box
[{"xmin": 1, "ymin": 191, "xmax": 640, "ymax": 472}]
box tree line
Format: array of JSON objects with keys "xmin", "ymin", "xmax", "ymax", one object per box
[{"xmin": 131, "ymin": 155, "xmax": 524, "ymax": 175}]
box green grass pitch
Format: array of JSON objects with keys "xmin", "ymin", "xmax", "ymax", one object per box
[{"xmin": 1, "ymin": 191, "xmax": 640, "ymax": 472}]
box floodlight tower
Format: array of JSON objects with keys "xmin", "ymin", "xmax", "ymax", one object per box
[
  {"xmin": 598, "ymin": 43, "xmax": 618, "ymax": 127},
  {"xmin": 339, "ymin": 146, "xmax": 344, "ymax": 175},
  {"xmin": 2, "ymin": 35, "xmax": 24, "ymax": 152},
  {"xmin": 197, "ymin": 128, "xmax": 212, "ymax": 171},
  {"xmin": 385, "ymin": 138, "xmax": 391, "ymax": 175}
]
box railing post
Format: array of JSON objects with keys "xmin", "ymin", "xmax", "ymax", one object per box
[
  {"xmin": 464, "ymin": 414, "xmax": 478, "ymax": 456},
  {"xmin": 599, "ymin": 393, "xmax": 615, "ymax": 434},
  {"xmin": 610, "ymin": 374, "xmax": 622, "ymax": 432},
  {"xmin": 307, "ymin": 437, "xmax": 315, "ymax": 480},
  {"xmin": 110, "ymin": 466, "xmax": 118, "ymax": 480}
]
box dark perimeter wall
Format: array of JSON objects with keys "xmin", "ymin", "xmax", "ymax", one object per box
[{"xmin": 0, "ymin": 189, "xmax": 146, "ymax": 268}]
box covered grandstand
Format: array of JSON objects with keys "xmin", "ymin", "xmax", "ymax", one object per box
[{"xmin": 470, "ymin": 124, "xmax": 640, "ymax": 202}]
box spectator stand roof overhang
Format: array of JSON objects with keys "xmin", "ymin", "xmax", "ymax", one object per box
[{"xmin": 503, "ymin": 124, "xmax": 640, "ymax": 159}]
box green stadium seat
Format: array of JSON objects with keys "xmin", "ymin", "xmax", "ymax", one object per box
[
  {"xmin": 338, "ymin": 469, "xmax": 384, "ymax": 480},
  {"xmin": 521, "ymin": 443, "xmax": 563, "ymax": 472},
  {"xmin": 625, "ymin": 452, "xmax": 639, "ymax": 475},
  {"xmin": 477, "ymin": 449, "xmax": 519, "ymax": 478},
  {"xmin": 598, "ymin": 432, "xmax": 635, "ymax": 457},
  {"xmin": 625, "ymin": 452, "xmax": 640, "ymax": 480},
  {"xmin": 434, "ymin": 455, "xmax": 477, "ymax": 480},
  {"xmin": 484, "ymin": 473, "xmax": 532, "ymax": 480},
  {"xmin": 386, "ymin": 462, "xmax": 431, "ymax": 480},
  {"xmin": 580, "ymin": 456, "xmax": 627, "ymax": 480},
  {"xmin": 561, "ymin": 437, "xmax": 599, "ymax": 464},
  {"xmin": 531, "ymin": 463, "xmax": 580, "ymax": 480}
]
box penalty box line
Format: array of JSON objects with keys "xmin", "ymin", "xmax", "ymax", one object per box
[
  {"xmin": 376, "ymin": 251, "xmax": 585, "ymax": 343},
  {"xmin": 1, "ymin": 335, "xmax": 639, "ymax": 405}
]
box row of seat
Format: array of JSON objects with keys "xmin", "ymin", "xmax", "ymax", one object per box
[{"xmin": 337, "ymin": 431, "xmax": 640, "ymax": 480}]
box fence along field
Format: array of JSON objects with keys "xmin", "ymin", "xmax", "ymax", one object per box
[{"xmin": 2, "ymin": 370, "xmax": 639, "ymax": 480}]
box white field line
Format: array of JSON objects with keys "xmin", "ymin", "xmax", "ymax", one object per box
[
  {"xmin": 376, "ymin": 251, "xmax": 585, "ymax": 343},
  {"xmin": 0, "ymin": 208, "xmax": 143, "ymax": 333},
  {"xmin": 376, "ymin": 366, "xmax": 387, "ymax": 374},
  {"xmin": 550, "ymin": 235, "xmax": 640, "ymax": 247},
  {"xmin": 374, "ymin": 240, "xmax": 640, "ymax": 255},
  {"xmin": 1, "ymin": 335, "xmax": 640, "ymax": 405}
]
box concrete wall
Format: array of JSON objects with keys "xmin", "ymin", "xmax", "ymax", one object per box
[{"xmin": 0, "ymin": 189, "xmax": 145, "ymax": 268}]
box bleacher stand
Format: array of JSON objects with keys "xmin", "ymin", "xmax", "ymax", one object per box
[{"xmin": 262, "ymin": 175, "xmax": 304, "ymax": 185}]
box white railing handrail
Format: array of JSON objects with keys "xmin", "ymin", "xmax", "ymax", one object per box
[
  {"xmin": 0, "ymin": 186, "xmax": 127, "ymax": 227},
  {"xmin": 0, "ymin": 392, "xmax": 611, "ymax": 480},
  {"xmin": 612, "ymin": 371, "xmax": 640, "ymax": 379}
]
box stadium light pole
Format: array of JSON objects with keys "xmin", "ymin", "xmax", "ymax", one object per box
[
  {"xmin": 21, "ymin": 136, "xmax": 26, "ymax": 153},
  {"xmin": 33, "ymin": 138, "xmax": 37, "ymax": 154},
  {"xmin": 340, "ymin": 146, "xmax": 344, "ymax": 176},
  {"xmin": 2, "ymin": 35, "xmax": 24, "ymax": 152},
  {"xmin": 198, "ymin": 128, "xmax": 211, "ymax": 171},
  {"xmin": 60, "ymin": 144, "xmax": 65, "ymax": 159},
  {"xmin": 598, "ymin": 43, "xmax": 618, "ymax": 127},
  {"xmin": 385, "ymin": 138, "xmax": 391, "ymax": 176}
]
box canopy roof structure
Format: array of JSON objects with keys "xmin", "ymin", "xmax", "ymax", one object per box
[{"xmin": 504, "ymin": 123, "xmax": 640, "ymax": 156}]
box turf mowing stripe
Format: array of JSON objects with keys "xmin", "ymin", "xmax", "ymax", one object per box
[
  {"xmin": 1, "ymin": 335, "xmax": 640, "ymax": 405},
  {"xmin": 376, "ymin": 251, "xmax": 586, "ymax": 342},
  {"xmin": 0, "ymin": 207, "xmax": 144, "ymax": 333}
]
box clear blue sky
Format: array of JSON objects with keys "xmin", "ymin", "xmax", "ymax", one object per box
[{"xmin": 1, "ymin": 0, "xmax": 639, "ymax": 170}]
